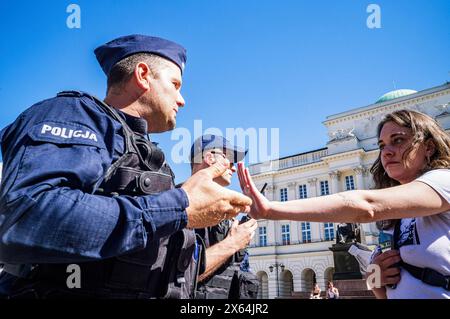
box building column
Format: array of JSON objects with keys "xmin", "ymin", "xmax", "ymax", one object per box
[
  {"xmin": 286, "ymin": 182, "xmax": 299, "ymax": 244},
  {"xmin": 307, "ymin": 178, "xmax": 317, "ymax": 197},
  {"xmin": 307, "ymin": 178, "xmax": 321, "ymax": 242},
  {"xmin": 328, "ymin": 170, "xmax": 341, "ymax": 194},
  {"xmin": 310, "ymin": 222, "xmax": 321, "ymax": 242},
  {"xmin": 287, "ymin": 182, "xmax": 297, "ymax": 201},
  {"xmin": 265, "ymin": 184, "xmax": 276, "ymax": 201},
  {"xmin": 268, "ymin": 276, "xmax": 278, "ymax": 299},
  {"xmin": 352, "ymin": 166, "xmax": 369, "ymax": 244},
  {"xmin": 289, "ymin": 221, "xmax": 300, "ymax": 244},
  {"xmin": 267, "ymin": 220, "xmax": 276, "ymax": 246},
  {"xmin": 353, "ymin": 166, "xmax": 365, "ymax": 189},
  {"xmin": 363, "ymin": 167, "xmax": 373, "ymax": 189}
]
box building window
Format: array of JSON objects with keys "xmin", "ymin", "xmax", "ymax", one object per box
[
  {"xmin": 301, "ymin": 222, "xmax": 311, "ymax": 243},
  {"xmin": 324, "ymin": 222, "xmax": 335, "ymax": 241},
  {"xmin": 280, "ymin": 188, "xmax": 288, "ymax": 202},
  {"xmin": 320, "ymin": 180, "xmax": 329, "ymax": 196},
  {"xmin": 345, "ymin": 175, "xmax": 355, "ymax": 190},
  {"xmin": 281, "ymin": 224, "xmax": 290, "ymax": 245},
  {"xmin": 259, "ymin": 226, "xmax": 267, "ymax": 247},
  {"xmin": 298, "ymin": 184, "xmax": 308, "ymax": 199}
]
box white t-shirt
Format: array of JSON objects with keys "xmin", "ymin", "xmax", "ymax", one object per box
[{"xmin": 386, "ymin": 169, "xmax": 450, "ymax": 299}]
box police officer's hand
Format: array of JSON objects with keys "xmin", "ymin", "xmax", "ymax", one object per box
[
  {"xmin": 182, "ymin": 161, "xmax": 252, "ymax": 228},
  {"xmin": 227, "ymin": 218, "xmax": 258, "ymax": 250},
  {"xmin": 237, "ymin": 162, "xmax": 272, "ymax": 219},
  {"xmin": 369, "ymin": 249, "xmax": 402, "ymax": 287}
]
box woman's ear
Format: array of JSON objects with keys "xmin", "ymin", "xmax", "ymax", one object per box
[{"xmin": 425, "ymin": 139, "xmax": 436, "ymax": 159}]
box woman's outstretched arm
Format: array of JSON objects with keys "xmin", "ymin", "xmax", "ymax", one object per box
[{"xmin": 238, "ymin": 163, "xmax": 449, "ymax": 223}]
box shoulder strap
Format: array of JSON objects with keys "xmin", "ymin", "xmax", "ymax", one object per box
[
  {"xmin": 88, "ymin": 94, "xmax": 135, "ymax": 152},
  {"xmin": 392, "ymin": 219, "xmax": 401, "ymax": 250},
  {"xmin": 392, "ymin": 219, "xmax": 450, "ymax": 291},
  {"xmin": 193, "ymin": 233, "xmax": 207, "ymax": 297}
]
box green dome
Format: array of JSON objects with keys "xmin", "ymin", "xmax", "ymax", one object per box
[{"xmin": 375, "ymin": 89, "xmax": 417, "ymax": 104}]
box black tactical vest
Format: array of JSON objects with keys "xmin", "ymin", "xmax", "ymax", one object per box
[
  {"xmin": 6, "ymin": 92, "xmax": 197, "ymax": 299},
  {"xmin": 86, "ymin": 93, "xmax": 197, "ymax": 298}
]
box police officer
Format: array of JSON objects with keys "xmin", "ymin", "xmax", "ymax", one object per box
[
  {"xmin": 0, "ymin": 35, "xmax": 251, "ymax": 298},
  {"xmin": 189, "ymin": 135, "xmax": 259, "ymax": 299}
]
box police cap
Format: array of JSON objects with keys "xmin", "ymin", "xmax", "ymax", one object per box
[
  {"xmin": 190, "ymin": 134, "xmax": 247, "ymax": 164},
  {"xmin": 94, "ymin": 34, "xmax": 187, "ymax": 76}
]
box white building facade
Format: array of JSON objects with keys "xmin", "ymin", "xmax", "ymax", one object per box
[{"xmin": 247, "ymin": 83, "xmax": 450, "ymax": 299}]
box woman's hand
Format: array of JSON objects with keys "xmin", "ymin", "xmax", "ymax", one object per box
[
  {"xmin": 369, "ymin": 249, "xmax": 402, "ymax": 287},
  {"xmin": 183, "ymin": 161, "xmax": 252, "ymax": 228},
  {"xmin": 237, "ymin": 162, "xmax": 272, "ymax": 219}
]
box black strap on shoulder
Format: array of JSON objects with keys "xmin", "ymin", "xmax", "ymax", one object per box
[
  {"xmin": 57, "ymin": 91, "xmax": 137, "ymax": 179},
  {"xmin": 89, "ymin": 95, "xmax": 162, "ymax": 175},
  {"xmin": 70, "ymin": 92, "xmax": 164, "ymax": 190},
  {"xmin": 70, "ymin": 93, "xmax": 137, "ymax": 191},
  {"xmin": 402, "ymin": 263, "xmax": 450, "ymax": 291},
  {"xmin": 88, "ymin": 94, "xmax": 134, "ymax": 152},
  {"xmin": 392, "ymin": 219, "xmax": 400, "ymax": 249},
  {"xmin": 193, "ymin": 233, "xmax": 207, "ymax": 298},
  {"xmin": 393, "ymin": 219, "xmax": 450, "ymax": 291}
]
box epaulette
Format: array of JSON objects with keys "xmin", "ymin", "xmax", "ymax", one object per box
[{"xmin": 57, "ymin": 90, "xmax": 87, "ymax": 97}]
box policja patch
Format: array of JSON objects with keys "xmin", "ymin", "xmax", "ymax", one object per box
[{"xmin": 28, "ymin": 121, "xmax": 104, "ymax": 148}]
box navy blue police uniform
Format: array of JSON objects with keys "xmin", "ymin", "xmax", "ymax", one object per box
[{"xmin": 0, "ymin": 35, "xmax": 196, "ymax": 298}]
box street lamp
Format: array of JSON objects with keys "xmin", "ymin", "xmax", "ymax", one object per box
[{"xmin": 269, "ymin": 262, "xmax": 285, "ymax": 297}]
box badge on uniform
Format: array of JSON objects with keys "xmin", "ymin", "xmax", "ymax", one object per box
[{"xmin": 28, "ymin": 121, "xmax": 105, "ymax": 149}]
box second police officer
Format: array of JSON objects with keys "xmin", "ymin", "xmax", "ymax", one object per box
[
  {"xmin": 0, "ymin": 35, "xmax": 252, "ymax": 298},
  {"xmin": 188, "ymin": 135, "xmax": 259, "ymax": 299}
]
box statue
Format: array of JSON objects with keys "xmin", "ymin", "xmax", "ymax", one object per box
[
  {"xmin": 330, "ymin": 223, "xmax": 365, "ymax": 280},
  {"xmin": 435, "ymin": 102, "xmax": 449, "ymax": 115},
  {"xmin": 336, "ymin": 223, "xmax": 361, "ymax": 245},
  {"xmin": 327, "ymin": 127, "xmax": 356, "ymax": 142}
]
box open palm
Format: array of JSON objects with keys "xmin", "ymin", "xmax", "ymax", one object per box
[{"xmin": 237, "ymin": 162, "xmax": 272, "ymax": 219}]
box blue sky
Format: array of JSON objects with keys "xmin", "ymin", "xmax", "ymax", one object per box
[{"xmin": 0, "ymin": 0, "xmax": 449, "ymax": 188}]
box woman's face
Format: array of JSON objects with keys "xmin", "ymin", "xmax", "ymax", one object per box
[{"xmin": 378, "ymin": 121, "xmax": 429, "ymax": 184}]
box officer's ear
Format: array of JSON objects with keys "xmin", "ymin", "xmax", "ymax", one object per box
[
  {"xmin": 204, "ymin": 151, "xmax": 216, "ymax": 166},
  {"xmin": 134, "ymin": 62, "xmax": 152, "ymax": 90}
]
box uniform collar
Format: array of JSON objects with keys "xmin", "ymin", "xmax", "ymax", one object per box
[{"xmin": 117, "ymin": 110, "xmax": 148, "ymax": 135}]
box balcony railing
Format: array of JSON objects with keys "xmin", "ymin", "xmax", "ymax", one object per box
[
  {"xmin": 249, "ymin": 238, "xmax": 335, "ymax": 248},
  {"xmin": 249, "ymin": 148, "xmax": 328, "ymax": 175}
]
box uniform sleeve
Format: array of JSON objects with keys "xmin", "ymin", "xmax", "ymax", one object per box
[{"xmin": 0, "ymin": 96, "xmax": 188, "ymax": 264}]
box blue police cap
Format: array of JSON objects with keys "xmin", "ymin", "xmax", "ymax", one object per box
[
  {"xmin": 190, "ymin": 134, "xmax": 247, "ymax": 164},
  {"xmin": 94, "ymin": 34, "xmax": 187, "ymax": 76}
]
